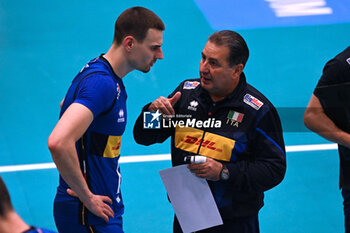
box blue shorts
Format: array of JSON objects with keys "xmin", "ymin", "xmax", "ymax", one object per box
[
  {"xmin": 54, "ymin": 215, "xmax": 123, "ymax": 233},
  {"xmin": 54, "ymin": 199, "xmax": 123, "ymax": 233}
]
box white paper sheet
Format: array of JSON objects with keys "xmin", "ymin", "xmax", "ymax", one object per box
[{"xmin": 159, "ymin": 165, "xmax": 223, "ymax": 233}]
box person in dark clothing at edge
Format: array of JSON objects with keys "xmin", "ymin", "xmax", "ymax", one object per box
[
  {"xmin": 133, "ymin": 30, "xmax": 286, "ymax": 233},
  {"xmin": 304, "ymin": 46, "xmax": 350, "ymax": 233},
  {"xmin": 0, "ymin": 176, "xmax": 56, "ymax": 233}
]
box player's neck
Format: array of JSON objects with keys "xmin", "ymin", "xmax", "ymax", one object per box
[
  {"xmin": 104, "ymin": 45, "xmax": 133, "ymax": 79},
  {"xmin": 0, "ymin": 211, "xmax": 30, "ymax": 233}
]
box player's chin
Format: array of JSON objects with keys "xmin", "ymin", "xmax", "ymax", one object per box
[{"xmin": 140, "ymin": 66, "xmax": 151, "ymax": 73}]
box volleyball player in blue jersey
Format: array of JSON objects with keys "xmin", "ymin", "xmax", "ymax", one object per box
[{"xmin": 48, "ymin": 7, "xmax": 164, "ymax": 233}]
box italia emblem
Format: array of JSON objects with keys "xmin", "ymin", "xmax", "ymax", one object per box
[{"xmin": 226, "ymin": 110, "xmax": 244, "ymax": 127}]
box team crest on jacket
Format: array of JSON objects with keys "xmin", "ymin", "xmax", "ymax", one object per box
[
  {"xmin": 347, "ymin": 57, "xmax": 350, "ymax": 65},
  {"xmin": 243, "ymin": 94, "xmax": 264, "ymax": 110},
  {"xmin": 183, "ymin": 81, "xmax": 200, "ymax": 89},
  {"xmin": 187, "ymin": 100, "xmax": 198, "ymax": 111}
]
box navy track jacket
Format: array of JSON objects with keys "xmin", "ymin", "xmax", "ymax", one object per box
[{"xmin": 133, "ymin": 73, "xmax": 286, "ymax": 219}]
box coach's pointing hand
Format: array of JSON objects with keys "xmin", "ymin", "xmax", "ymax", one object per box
[{"xmin": 148, "ymin": 92, "xmax": 181, "ymax": 115}]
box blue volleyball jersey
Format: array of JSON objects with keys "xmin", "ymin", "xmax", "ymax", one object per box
[{"xmin": 54, "ymin": 55, "xmax": 127, "ymax": 226}]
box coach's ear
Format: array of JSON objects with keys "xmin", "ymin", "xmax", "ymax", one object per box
[{"xmin": 231, "ymin": 63, "xmax": 244, "ymax": 80}]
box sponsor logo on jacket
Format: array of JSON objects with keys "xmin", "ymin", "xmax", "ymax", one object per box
[
  {"xmin": 187, "ymin": 100, "xmax": 198, "ymax": 111},
  {"xmin": 174, "ymin": 126, "xmax": 236, "ymax": 161},
  {"xmin": 103, "ymin": 136, "xmax": 122, "ymax": 158},
  {"xmin": 183, "ymin": 81, "xmax": 200, "ymax": 89},
  {"xmin": 117, "ymin": 109, "xmax": 125, "ymax": 123},
  {"xmin": 243, "ymin": 94, "xmax": 264, "ymax": 110},
  {"xmin": 181, "ymin": 136, "xmax": 223, "ymax": 152}
]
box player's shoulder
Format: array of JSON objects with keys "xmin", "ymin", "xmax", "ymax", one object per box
[{"xmin": 79, "ymin": 56, "xmax": 114, "ymax": 80}]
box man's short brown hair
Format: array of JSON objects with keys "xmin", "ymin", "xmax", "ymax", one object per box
[
  {"xmin": 113, "ymin": 6, "xmax": 165, "ymax": 45},
  {"xmin": 208, "ymin": 30, "xmax": 249, "ymax": 67}
]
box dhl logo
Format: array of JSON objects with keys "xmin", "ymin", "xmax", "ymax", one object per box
[
  {"xmin": 104, "ymin": 136, "xmax": 122, "ymax": 158},
  {"xmin": 175, "ymin": 126, "xmax": 235, "ymax": 162},
  {"xmin": 111, "ymin": 141, "xmax": 121, "ymax": 151},
  {"xmin": 181, "ymin": 136, "xmax": 222, "ymax": 152}
]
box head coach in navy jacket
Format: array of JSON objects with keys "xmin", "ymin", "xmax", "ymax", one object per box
[{"xmin": 133, "ymin": 30, "xmax": 286, "ymax": 233}]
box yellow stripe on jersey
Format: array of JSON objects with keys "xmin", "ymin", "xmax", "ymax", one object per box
[
  {"xmin": 199, "ymin": 132, "xmax": 235, "ymax": 161},
  {"xmin": 103, "ymin": 136, "xmax": 121, "ymax": 158},
  {"xmin": 174, "ymin": 126, "xmax": 204, "ymax": 154},
  {"xmin": 174, "ymin": 126, "xmax": 235, "ymax": 161}
]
